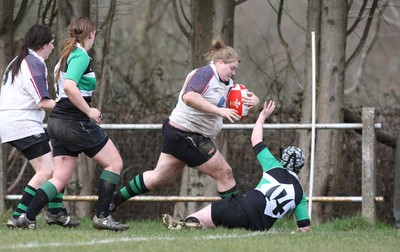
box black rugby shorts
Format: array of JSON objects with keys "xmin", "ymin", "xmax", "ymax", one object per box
[
  {"xmin": 8, "ymin": 132, "xmax": 51, "ymax": 160},
  {"xmin": 47, "ymin": 117, "xmax": 108, "ymax": 158},
  {"xmin": 161, "ymin": 119, "xmax": 217, "ymax": 167}
]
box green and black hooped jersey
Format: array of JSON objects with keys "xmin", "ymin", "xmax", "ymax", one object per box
[
  {"xmin": 51, "ymin": 43, "xmax": 96, "ymax": 121},
  {"xmin": 239, "ymin": 142, "xmax": 310, "ymax": 231}
]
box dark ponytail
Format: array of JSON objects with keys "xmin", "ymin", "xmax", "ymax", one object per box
[{"xmin": 6, "ymin": 24, "xmax": 53, "ymax": 83}]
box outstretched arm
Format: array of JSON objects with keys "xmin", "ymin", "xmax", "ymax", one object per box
[{"xmin": 250, "ymin": 101, "xmax": 276, "ymax": 147}]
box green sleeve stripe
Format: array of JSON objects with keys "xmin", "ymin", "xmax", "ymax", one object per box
[
  {"xmin": 65, "ymin": 49, "xmax": 90, "ymax": 83},
  {"xmin": 294, "ymin": 196, "xmax": 310, "ymax": 221},
  {"xmin": 256, "ymin": 147, "xmax": 283, "ymax": 172}
]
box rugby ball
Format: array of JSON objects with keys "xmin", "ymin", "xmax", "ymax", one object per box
[{"xmin": 227, "ymin": 83, "xmax": 249, "ymax": 120}]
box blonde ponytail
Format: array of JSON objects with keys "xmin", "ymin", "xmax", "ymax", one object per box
[
  {"xmin": 55, "ymin": 17, "xmax": 95, "ymax": 83},
  {"xmin": 203, "ymin": 38, "xmax": 240, "ymax": 64}
]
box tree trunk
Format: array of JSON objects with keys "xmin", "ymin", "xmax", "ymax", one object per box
[
  {"xmin": 174, "ymin": 0, "xmax": 235, "ymax": 218},
  {"xmin": 56, "ymin": 0, "xmax": 95, "ymax": 218},
  {"xmin": 97, "ymin": 0, "xmax": 116, "ymax": 110},
  {"xmin": 0, "ymin": 0, "xmax": 27, "ymax": 78},
  {"xmin": 299, "ymin": 0, "xmax": 321, "ymax": 194},
  {"xmin": 312, "ymin": 0, "xmax": 347, "ymax": 224}
]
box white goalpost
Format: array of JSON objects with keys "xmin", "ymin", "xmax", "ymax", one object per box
[{"xmin": 308, "ymin": 31, "xmax": 317, "ymax": 219}]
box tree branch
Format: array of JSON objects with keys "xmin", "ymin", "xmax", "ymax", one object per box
[
  {"xmin": 179, "ymin": 0, "xmax": 191, "ymax": 28},
  {"xmin": 7, "ymin": 159, "xmax": 28, "ymax": 193},
  {"xmin": 381, "ymin": 2, "xmax": 400, "ymax": 28},
  {"xmin": 347, "ymin": 0, "xmax": 368, "ymax": 36},
  {"xmin": 234, "ymin": 0, "xmax": 247, "ymax": 6},
  {"xmin": 13, "ymin": 0, "xmax": 28, "ymax": 27},
  {"xmin": 344, "ymin": 106, "xmax": 396, "ymax": 149},
  {"xmin": 345, "ymin": 0, "xmax": 388, "ymax": 94},
  {"xmin": 172, "ymin": 0, "xmax": 190, "ymax": 38},
  {"xmin": 345, "ymin": 0, "xmax": 379, "ymax": 68},
  {"xmin": 276, "ymin": 0, "xmax": 288, "ymax": 48},
  {"xmin": 98, "ymin": 0, "xmax": 117, "ymax": 110},
  {"xmin": 275, "ymin": 0, "xmax": 302, "ymax": 89}
]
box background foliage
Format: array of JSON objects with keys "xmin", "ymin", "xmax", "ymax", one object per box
[{"xmin": 1, "ymin": 0, "xmax": 399, "ymax": 225}]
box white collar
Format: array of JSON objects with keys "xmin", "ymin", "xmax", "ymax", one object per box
[
  {"xmin": 209, "ymin": 61, "xmax": 231, "ymax": 86},
  {"xmin": 28, "ymin": 49, "xmax": 45, "ymax": 64},
  {"xmin": 76, "ymin": 43, "xmax": 88, "ymax": 55}
]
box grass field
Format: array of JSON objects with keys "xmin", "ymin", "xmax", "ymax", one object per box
[{"xmin": 1, "ymin": 212, "xmax": 399, "ymax": 252}]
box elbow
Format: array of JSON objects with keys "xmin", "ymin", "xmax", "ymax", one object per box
[
  {"xmin": 182, "ymin": 92, "xmax": 194, "ymax": 106},
  {"xmin": 37, "ymin": 98, "xmax": 55, "ymax": 112},
  {"xmin": 64, "ymin": 86, "xmax": 72, "ymax": 96},
  {"xmin": 63, "ymin": 79, "xmax": 77, "ymax": 96}
]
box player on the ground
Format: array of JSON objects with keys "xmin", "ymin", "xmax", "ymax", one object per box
[
  {"xmin": 163, "ymin": 101, "xmax": 311, "ymax": 232},
  {"xmin": 110, "ymin": 38, "xmax": 259, "ymax": 212}
]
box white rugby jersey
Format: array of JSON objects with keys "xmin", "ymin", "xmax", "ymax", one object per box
[
  {"xmin": 0, "ymin": 50, "xmax": 50, "ymax": 143},
  {"xmin": 169, "ymin": 62, "xmax": 233, "ymax": 138}
]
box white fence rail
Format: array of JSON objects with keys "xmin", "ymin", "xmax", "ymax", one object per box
[{"xmin": 0, "ymin": 108, "xmax": 382, "ymax": 222}]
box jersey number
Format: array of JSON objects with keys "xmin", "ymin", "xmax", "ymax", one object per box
[{"xmin": 265, "ymin": 185, "xmax": 292, "ymax": 215}]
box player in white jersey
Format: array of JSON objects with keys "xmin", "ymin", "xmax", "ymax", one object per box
[
  {"xmin": 110, "ymin": 38, "xmax": 259, "ymax": 212},
  {"xmin": 17, "ymin": 17, "xmax": 128, "ymax": 232},
  {"xmin": 162, "ymin": 101, "xmax": 311, "ymax": 232},
  {"xmin": 0, "ymin": 24, "xmax": 78, "ymax": 228}
]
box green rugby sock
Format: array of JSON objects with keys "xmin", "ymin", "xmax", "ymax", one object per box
[
  {"xmin": 113, "ymin": 173, "xmax": 149, "ymax": 207},
  {"xmin": 26, "ymin": 181, "xmax": 57, "ymax": 221},
  {"xmin": 48, "ymin": 189, "xmax": 65, "ymax": 214},
  {"xmin": 96, "ymin": 170, "xmax": 120, "ymax": 217}
]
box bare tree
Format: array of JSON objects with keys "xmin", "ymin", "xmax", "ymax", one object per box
[
  {"xmin": 54, "ymin": 0, "xmax": 97, "ymax": 218},
  {"xmin": 298, "ymin": 0, "xmax": 321, "ymax": 196},
  {"xmin": 0, "ymin": 0, "xmax": 28, "ymax": 77},
  {"xmin": 309, "ymin": 0, "xmax": 347, "ymax": 224},
  {"xmin": 345, "ymin": 0, "xmax": 383, "ymax": 95},
  {"xmin": 96, "ymin": 0, "xmax": 117, "ymax": 110},
  {"xmin": 172, "ymin": 0, "xmax": 245, "ymax": 218},
  {"xmin": 298, "ymin": 0, "xmax": 383, "ymax": 223}
]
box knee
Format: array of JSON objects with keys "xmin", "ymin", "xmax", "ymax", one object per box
[
  {"xmin": 109, "ymin": 157, "xmax": 124, "ymax": 174},
  {"xmin": 217, "ymin": 164, "xmax": 234, "ymax": 180},
  {"xmin": 144, "ymin": 171, "xmax": 172, "ymax": 190},
  {"xmin": 152, "ymin": 174, "xmax": 172, "ymax": 188},
  {"xmin": 115, "ymin": 158, "xmax": 124, "ymax": 172},
  {"xmin": 37, "ymin": 167, "xmax": 54, "ymax": 180}
]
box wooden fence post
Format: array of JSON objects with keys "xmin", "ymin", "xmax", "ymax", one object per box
[
  {"xmin": 361, "ymin": 107, "xmax": 376, "ymax": 224},
  {"xmin": 0, "ymin": 144, "xmax": 6, "ymax": 214},
  {"xmin": 394, "ymin": 124, "xmax": 400, "ymax": 228}
]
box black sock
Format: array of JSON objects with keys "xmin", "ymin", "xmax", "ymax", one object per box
[
  {"xmin": 218, "ymin": 184, "xmax": 239, "ymax": 198},
  {"xmin": 26, "ymin": 181, "xmax": 57, "ymax": 221},
  {"xmin": 48, "ymin": 188, "xmax": 65, "ymax": 214},
  {"xmin": 113, "ymin": 173, "xmax": 149, "ymax": 208},
  {"xmin": 12, "ymin": 185, "xmax": 36, "ymax": 219},
  {"xmin": 96, "ymin": 170, "xmax": 120, "ymax": 218}
]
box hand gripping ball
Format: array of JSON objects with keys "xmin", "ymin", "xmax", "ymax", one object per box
[{"xmin": 227, "ymin": 83, "xmax": 249, "ymax": 120}]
